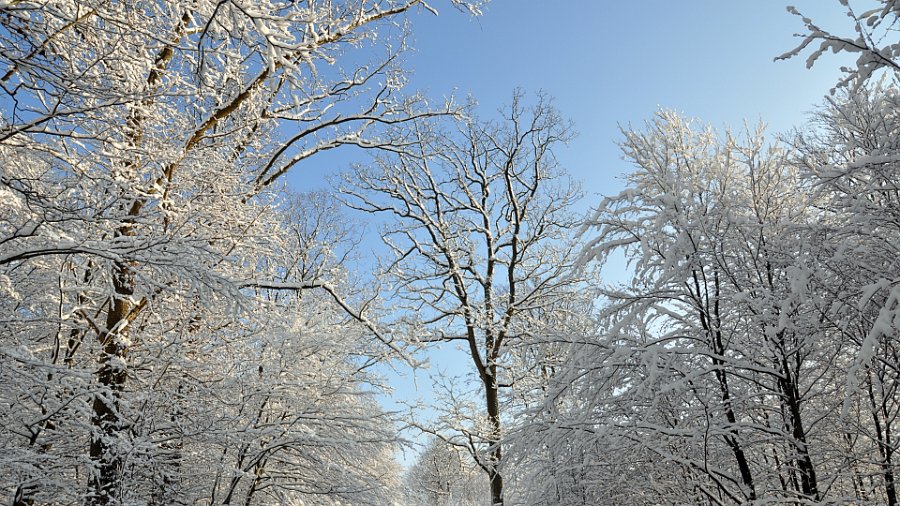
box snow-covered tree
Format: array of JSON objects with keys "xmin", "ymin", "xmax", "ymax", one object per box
[
  {"xmin": 0, "ymin": 1, "xmax": 481, "ymax": 503},
  {"xmin": 778, "ymin": 0, "xmax": 900, "ymax": 91},
  {"xmin": 525, "ymin": 111, "xmax": 871, "ymax": 504},
  {"xmin": 787, "ymin": 81, "xmax": 900, "ymax": 506},
  {"xmin": 782, "ymin": 3, "xmax": 900, "ymax": 503},
  {"xmin": 403, "ymin": 438, "xmax": 489, "ymax": 506}
]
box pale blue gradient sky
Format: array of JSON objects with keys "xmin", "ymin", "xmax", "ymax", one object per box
[
  {"xmin": 287, "ymin": 1, "xmax": 852, "ymax": 197},
  {"xmin": 285, "ymin": 1, "xmax": 854, "ymax": 463}
]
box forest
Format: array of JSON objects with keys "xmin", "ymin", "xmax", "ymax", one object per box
[{"xmin": 2, "ymin": 0, "xmax": 900, "ymax": 504}]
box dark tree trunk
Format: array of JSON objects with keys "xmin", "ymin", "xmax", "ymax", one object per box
[
  {"xmin": 868, "ymin": 372, "xmax": 898, "ymax": 506},
  {"xmin": 777, "ymin": 351, "xmax": 819, "ymax": 502},
  {"xmin": 485, "ymin": 364, "xmax": 504, "ymax": 506},
  {"xmin": 694, "ymin": 269, "xmax": 757, "ymax": 501}
]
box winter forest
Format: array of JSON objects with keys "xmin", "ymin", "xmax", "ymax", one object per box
[{"xmin": 3, "ymin": 0, "xmax": 900, "ymax": 504}]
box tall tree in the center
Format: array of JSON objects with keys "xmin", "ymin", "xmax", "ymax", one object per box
[{"xmin": 341, "ymin": 92, "xmax": 581, "ymax": 505}]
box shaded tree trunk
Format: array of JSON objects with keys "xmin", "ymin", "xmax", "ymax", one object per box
[
  {"xmin": 868, "ymin": 370, "xmax": 898, "ymax": 506},
  {"xmin": 775, "ymin": 336, "xmax": 819, "ymax": 501},
  {"xmin": 485, "ymin": 364, "xmax": 504, "ymax": 506},
  {"xmin": 693, "ymin": 269, "xmax": 757, "ymax": 501}
]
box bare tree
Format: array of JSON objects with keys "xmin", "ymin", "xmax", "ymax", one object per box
[{"xmin": 341, "ymin": 92, "xmax": 582, "ymax": 505}]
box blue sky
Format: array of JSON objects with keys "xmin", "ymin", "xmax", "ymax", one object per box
[
  {"xmin": 287, "ymin": 0, "xmax": 852, "ymax": 200},
  {"xmin": 285, "ymin": 0, "xmax": 854, "ymax": 463}
]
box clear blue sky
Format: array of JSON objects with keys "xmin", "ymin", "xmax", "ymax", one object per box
[
  {"xmin": 287, "ymin": 0, "xmax": 851, "ymax": 199},
  {"xmin": 285, "ymin": 0, "xmax": 854, "ymax": 463},
  {"xmin": 404, "ymin": 0, "xmax": 850, "ymax": 194}
]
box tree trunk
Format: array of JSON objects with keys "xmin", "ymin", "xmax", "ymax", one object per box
[
  {"xmin": 694, "ymin": 269, "xmax": 756, "ymax": 501},
  {"xmin": 485, "ymin": 364, "xmax": 504, "ymax": 506},
  {"xmin": 777, "ymin": 354, "xmax": 819, "ymax": 501},
  {"xmin": 868, "ymin": 372, "xmax": 898, "ymax": 506},
  {"xmin": 714, "ymin": 366, "xmax": 756, "ymax": 501},
  {"xmin": 87, "ymin": 262, "xmax": 133, "ymax": 505}
]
